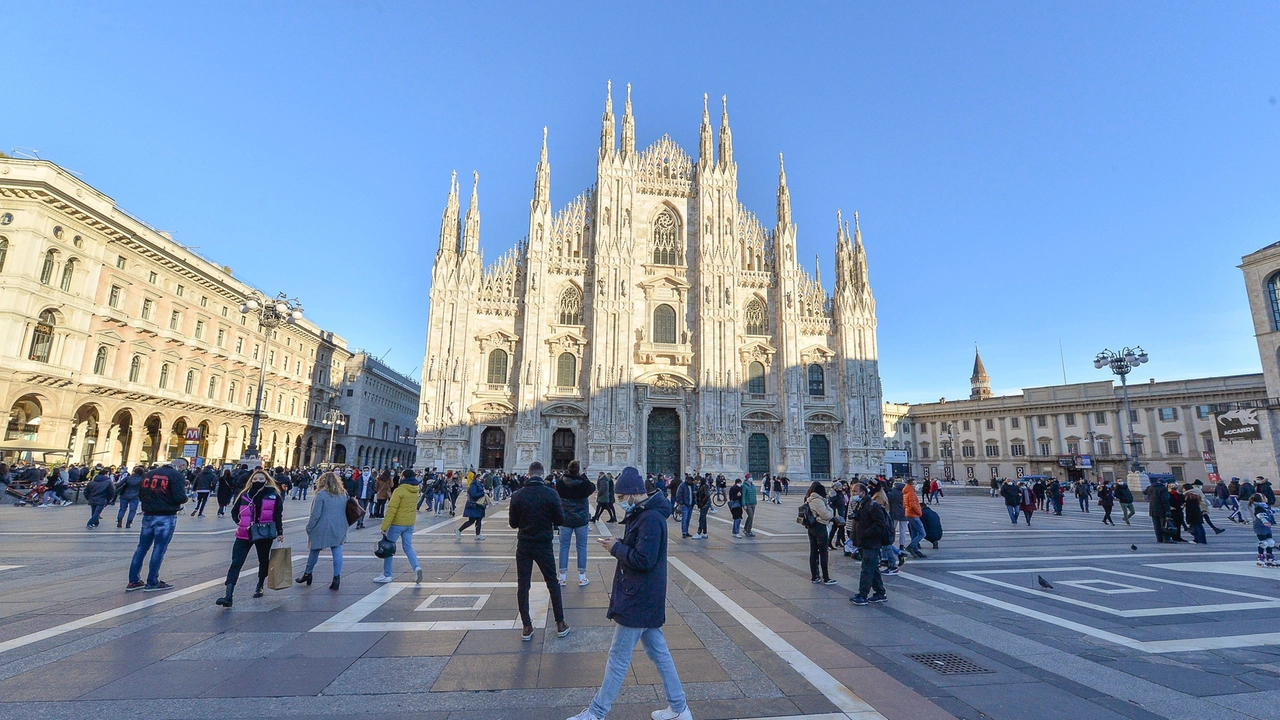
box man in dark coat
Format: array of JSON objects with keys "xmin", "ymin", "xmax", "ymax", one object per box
[
  {"xmin": 508, "ymin": 461, "xmax": 569, "ymax": 641},
  {"xmin": 566, "ymin": 466, "xmax": 690, "ymax": 720},
  {"xmin": 556, "ymin": 461, "xmax": 596, "ymax": 586},
  {"xmin": 1000, "ymin": 479, "xmax": 1021, "ymax": 524},
  {"xmin": 1146, "ymin": 480, "xmax": 1171, "ymax": 543},
  {"xmin": 848, "ymin": 481, "xmax": 889, "ymax": 606},
  {"xmin": 84, "ymin": 471, "xmax": 116, "ymax": 529}
]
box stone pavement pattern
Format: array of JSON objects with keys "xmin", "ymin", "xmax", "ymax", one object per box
[{"xmin": 0, "ymin": 489, "xmax": 1277, "ymax": 720}]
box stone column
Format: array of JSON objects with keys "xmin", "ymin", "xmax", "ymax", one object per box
[
  {"xmin": 214, "ymin": 425, "xmax": 229, "ymax": 463},
  {"xmin": 156, "ymin": 430, "xmax": 171, "ymax": 463},
  {"xmin": 125, "ymin": 424, "xmax": 145, "ymax": 467},
  {"xmin": 69, "ymin": 421, "xmax": 88, "ymax": 466},
  {"xmin": 101, "ymin": 423, "xmax": 118, "ymax": 465}
]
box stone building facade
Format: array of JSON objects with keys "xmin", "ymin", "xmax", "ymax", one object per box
[
  {"xmin": 902, "ymin": 351, "xmax": 1265, "ymax": 485},
  {"xmin": 0, "ymin": 158, "xmax": 351, "ymax": 469},
  {"xmin": 1214, "ymin": 242, "xmax": 1280, "ymax": 481},
  {"xmin": 333, "ymin": 351, "xmax": 420, "ymax": 469},
  {"xmin": 416, "ymin": 85, "xmax": 885, "ymax": 480}
]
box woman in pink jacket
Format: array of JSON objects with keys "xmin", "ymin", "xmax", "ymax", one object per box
[{"xmin": 215, "ymin": 469, "xmax": 285, "ymax": 607}]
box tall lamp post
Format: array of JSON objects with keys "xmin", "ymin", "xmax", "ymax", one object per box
[
  {"xmin": 239, "ymin": 292, "xmax": 304, "ymax": 467},
  {"xmin": 943, "ymin": 422, "xmax": 956, "ymax": 483},
  {"xmin": 1093, "ymin": 347, "xmax": 1149, "ymax": 474},
  {"xmin": 323, "ymin": 408, "xmax": 345, "ymax": 466}
]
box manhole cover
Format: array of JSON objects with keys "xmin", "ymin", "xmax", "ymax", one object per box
[{"xmin": 907, "ymin": 652, "xmax": 993, "ymax": 675}]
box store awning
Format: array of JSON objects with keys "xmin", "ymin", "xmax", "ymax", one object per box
[{"xmin": 0, "ymin": 440, "xmax": 71, "ymax": 454}]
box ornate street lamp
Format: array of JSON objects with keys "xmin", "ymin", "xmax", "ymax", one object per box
[
  {"xmin": 239, "ymin": 292, "xmax": 304, "ymax": 467},
  {"xmin": 323, "ymin": 408, "xmax": 345, "ymax": 466},
  {"xmin": 1093, "ymin": 347, "xmax": 1149, "ymax": 473}
]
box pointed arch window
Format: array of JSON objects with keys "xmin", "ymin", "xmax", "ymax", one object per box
[
  {"xmin": 653, "ymin": 304, "xmax": 677, "ymax": 344},
  {"xmin": 128, "ymin": 355, "xmax": 141, "ymax": 382},
  {"xmin": 652, "ymin": 208, "xmax": 681, "ymax": 265},
  {"xmin": 0, "ymin": 237, "xmax": 8, "ymax": 273},
  {"xmin": 556, "ymin": 352, "xmax": 577, "ymax": 388},
  {"xmin": 93, "ymin": 346, "xmax": 108, "ymax": 375},
  {"xmin": 39, "ymin": 250, "xmax": 56, "ymax": 285},
  {"xmin": 807, "ymin": 364, "xmax": 825, "ymax": 397},
  {"xmin": 557, "ymin": 285, "xmax": 583, "ymax": 325},
  {"xmin": 487, "ymin": 349, "xmax": 508, "ymax": 384},
  {"xmin": 744, "ymin": 297, "xmax": 767, "ymax": 335},
  {"xmin": 59, "ymin": 258, "xmax": 76, "ymax": 292},
  {"xmin": 748, "ymin": 361, "xmax": 765, "ymax": 394},
  {"xmin": 28, "ymin": 310, "xmax": 55, "ymax": 362}
]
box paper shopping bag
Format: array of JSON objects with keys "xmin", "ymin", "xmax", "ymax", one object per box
[{"xmin": 267, "ymin": 546, "xmax": 293, "ymax": 590}]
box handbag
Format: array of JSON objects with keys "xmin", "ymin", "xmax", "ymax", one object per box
[
  {"xmin": 477, "ymin": 492, "xmax": 491, "ymax": 508},
  {"xmin": 375, "ymin": 536, "xmax": 397, "ymax": 559},
  {"xmin": 345, "ymin": 496, "xmax": 365, "ymax": 526}
]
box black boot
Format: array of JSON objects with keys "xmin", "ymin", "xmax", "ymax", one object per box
[
  {"xmin": 296, "ymin": 572, "xmax": 313, "ymax": 586},
  {"xmin": 329, "ymin": 576, "xmax": 340, "ymax": 590},
  {"xmin": 253, "ymin": 580, "xmax": 265, "ymax": 598},
  {"xmin": 215, "ymin": 582, "xmax": 234, "ymax": 607},
  {"xmin": 116, "ymin": 519, "xmax": 122, "ymax": 528}
]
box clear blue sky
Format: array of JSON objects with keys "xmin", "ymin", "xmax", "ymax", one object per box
[{"xmin": 5, "ymin": 2, "xmax": 1278, "ymax": 403}]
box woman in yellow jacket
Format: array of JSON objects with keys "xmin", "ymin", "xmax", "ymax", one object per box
[{"xmin": 374, "ymin": 469, "xmax": 422, "ymax": 584}]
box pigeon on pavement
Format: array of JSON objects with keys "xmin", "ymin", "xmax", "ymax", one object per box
[
  {"xmin": 1037, "ymin": 575, "xmax": 1053, "ymax": 590},
  {"xmin": 1131, "ymin": 544, "xmax": 1138, "ymax": 551}
]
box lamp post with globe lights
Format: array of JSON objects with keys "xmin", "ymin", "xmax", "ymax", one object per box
[
  {"xmin": 323, "ymin": 408, "xmax": 346, "ymax": 466},
  {"xmin": 1093, "ymin": 347, "xmax": 1149, "ymax": 473},
  {"xmin": 239, "ymin": 293, "xmax": 304, "ymax": 467}
]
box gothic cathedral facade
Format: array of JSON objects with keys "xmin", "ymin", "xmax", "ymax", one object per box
[{"xmin": 416, "ymin": 84, "xmax": 885, "ymax": 481}]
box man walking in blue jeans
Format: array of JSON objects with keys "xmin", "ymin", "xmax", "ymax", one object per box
[
  {"xmin": 126, "ymin": 458, "xmax": 189, "ymax": 592},
  {"xmin": 566, "ymin": 466, "xmax": 691, "ymax": 720}
]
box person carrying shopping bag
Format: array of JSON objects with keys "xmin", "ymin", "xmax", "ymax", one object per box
[{"xmin": 215, "ymin": 469, "xmax": 284, "ymax": 607}]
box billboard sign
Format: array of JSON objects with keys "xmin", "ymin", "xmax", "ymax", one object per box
[{"xmin": 1215, "ymin": 408, "xmax": 1262, "ymax": 442}]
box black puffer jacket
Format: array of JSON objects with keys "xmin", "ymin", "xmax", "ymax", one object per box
[
  {"xmin": 509, "ymin": 477, "xmax": 565, "ymax": 545},
  {"xmin": 849, "ymin": 496, "xmax": 889, "ymax": 549},
  {"xmin": 556, "ymin": 472, "xmax": 596, "ymax": 529}
]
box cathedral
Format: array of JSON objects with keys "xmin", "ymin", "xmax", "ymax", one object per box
[{"xmin": 415, "ymin": 83, "xmax": 885, "ymax": 482}]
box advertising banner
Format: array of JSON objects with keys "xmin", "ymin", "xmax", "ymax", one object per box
[{"xmin": 1215, "ymin": 408, "xmax": 1262, "ymax": 442}]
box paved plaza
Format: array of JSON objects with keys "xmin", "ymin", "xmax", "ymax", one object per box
[{"xmin": 0, "ymin": 491, "xmax": 1277, "ymax": 720}]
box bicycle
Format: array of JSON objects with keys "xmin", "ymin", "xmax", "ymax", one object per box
[{"xmin": 712, "ymin": 487, "xmax": 727, "ymax": 507}]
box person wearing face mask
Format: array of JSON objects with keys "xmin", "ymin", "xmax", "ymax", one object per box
[
  {"xmin": 566, "ymin": 466, "xmax": 690, "ymax": 720},
  {"xmin": 215, "ymin": 469, "xmax": 285, "ymax": 607},
  {"xmin": 847, "ymin": 481, "xmax": 889, "ymax": 606}
]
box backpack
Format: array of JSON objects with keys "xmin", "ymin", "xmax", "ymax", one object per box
[
  {"xmin": 796, "ymin": 504, "xmax": 816, "ymax": 527},
  {"xmin": 878, "ymin": 505, "xmax": 894, "ymax": 546}
]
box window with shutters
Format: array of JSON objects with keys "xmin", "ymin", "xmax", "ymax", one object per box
[
  {"xmin": 653, "ymin": 304, "xmax": 676, "ymax": 344},
  {"xmin": 28, "ymin": 310, "xmax": 54, "ymax": 362},
  {"xmin": 39, "ymin": 250, "xmax": 56, "ymax": 285},
  {"xmin": 487, "ymin": 349, "xmax": 508, "ymax": 385},
  {"xmin": 557, "ymin": 352, "xmax": 577, "ymax": 387},
  {"xmin": 128, "ymin": 355, "xmax": 141, "ymax": 382},
  {"xmin": 93, "ymin": 346, "xmax": 108, "ymax": 375},
  {"xmin": 747, "ymin": 361, "xmax": 765, "ymax": 394}
]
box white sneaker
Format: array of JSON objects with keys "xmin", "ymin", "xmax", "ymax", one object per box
[
  {"xmin": 651, "ymin": 707, "xmax": 693, "ymax": 720},
  {"xmin": 454, "ymin": 529, "xmax": 462, "ymax": 538},
  {"xmin": 733, "ymin": 533, "xmax": 743, "ymax": 538},
  {"xmin": 579, "ymin": 574, "xmax": 590, "ymax": 587},
  {"xmin": 475, "ymin": 534, "xmax": 485, "ymax": 541},
  {"xmin": 566, "ymin": 710, "xmax": 602, "ymax": 720},
  {"xmin": 373, "ymin": 574, "xmax": 393, "ymax": 584},
  {"xmin": 415, "ymin": 567, "xmax": 423, "ymax": 584},
  {"xmin": 558, "ymin": 573, "xmax": 567, "ymax": 586}
]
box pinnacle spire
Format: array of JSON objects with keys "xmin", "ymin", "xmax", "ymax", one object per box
[
  {"xmin": 437, "ymin": 170, "xmax": 460, "ymax": 259},
  {"xmin": 620, "ymin": 82, "xmax": 635, "ymax": 159},
  {"xmin": 533, "ymin": 127, "xmax": 550, "ymax": 210},
  {"xmin": 776, "ymin": 153, "xmax": 791, "ymax": 230},
  {"xmin": 699, "ymin": 92, "xmax": 713, "ymax": 163},
  {"xmin": 718, "ymin": 94, "xmax": 733, "ymax": 166},
  {"xmin": 815, "ymin": 254, "xmax": 822, "ymax": 286},
  {"xmin": 600, "ymin": 80, "xmax": 615, "ymax": 158},
  {"xmin": 462, "ymin": 171, "xmax": 480, "ymax": 254}
]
